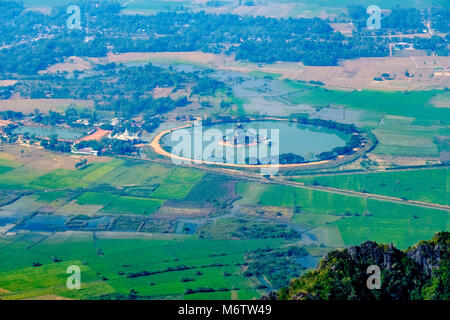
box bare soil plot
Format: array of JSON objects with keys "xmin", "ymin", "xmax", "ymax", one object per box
[
  {"xmin": 105, "ymin": 51, "xmax": 232, "ymax": 66},
  {"xmin": 0, "ymin": 120, "xmax": 14, "ymax": 127},
  {"xmin": 231, "ymin": 3, "xmax": 294, "ymax": 18},
  {"xmin": 101, "ymin": 51, "xmax": 450, "ymax": 90},
  {"xmin": 152, "ymin": 87, "xmax": 174, "ymax": 98},
  {"xmin": 329, "ymin": 23, "xmax": 355, "ymax": 36},
  {"xmin": 1, "ymin": 145, "xmax": 109, "ymax": 171},
  {"xmin": 152, "ymin": 200, "xmax": 213, "ymax": 218},
  {"xmin": 23, "ymin": 294, "xmax": 72, "ymax": 300},
  {"xmin": 239, "ymin": 205, "xmax": 294, "ymax": 221},
  {"xmin": 76, "ymin": 128, "xmax": 111, "ymax": 143},
  {"xmin": 39, "ymin": 56, "xmax": 95, "ymax": 74},
  {"xmin": 367, "ymin": 153, "xmax": 442, "ymax": 168},
  {"xmin": 0, "ymin": 80, "xmax": 17, "ymax": 87},
  {"xmin": 279, "ymin": 56, "xmax": 450, "ymax": 90},
  {"xmin": 430, "ymin": 92, "xmax": 450, "ymax": 108},
  {"xmin": 53, "ymin": 202, "xmax": 103, "ymax": 217},
  {"xmin": 23, "ymin": 6, "xmax": 52, "ymax": 15}
]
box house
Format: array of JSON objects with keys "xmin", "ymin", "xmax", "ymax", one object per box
[{"xmin": 71, "ymin": 146, "xmax": 98, "ymax": 156}]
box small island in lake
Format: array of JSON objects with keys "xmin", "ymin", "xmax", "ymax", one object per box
[{"xmin": 220, "ymin": 123, "xmax": 272, "ymax": 148}]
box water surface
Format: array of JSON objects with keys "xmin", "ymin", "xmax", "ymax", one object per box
[
  {"xmin": 14, "ymin": 125, "xmax": 86, "ymax": 140},
  {"xmin": 162, "ymin": 120, "xmax": 348, "ymax": 163}
]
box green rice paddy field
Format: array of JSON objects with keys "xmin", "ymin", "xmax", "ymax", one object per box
[
  {"xmin": 258, "ymin": 81, "xmax": 450, "ymax": 158},
  {"xmin": 0, "ymin": 154, "xmax": 448, "ymax": 245},
  {"xmin": 236, "ymin": 180, "xmax": 449, "ymax": 249},
  {"xmin": 6, "ymin": 0, "xmax": 449, "ymax": 301},
  {"xmin": 0, "ymin": 232, "xmax": 281, "ymax": 300},
  {"xmin": 293, "ymin": 168, "xmax": 449, "ymax": 205},
  {"xmin": 283, "ymin": 81, "xmax": 450, "ymax": 125},
  {"xmin": 0, "ymin": 151, "xmax": 448, "ymax": 299}
]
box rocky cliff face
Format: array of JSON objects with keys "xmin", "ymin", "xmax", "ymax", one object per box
[
  {"xmin": 407, "ymin": 243, "xmax": 445, "ymax": 276},
  {"xmin": 275, "ymin": 232, "xmax": 449, "ymax": 300},
  {"xmin": 346, "ymin": 241, "xmax": 403, "ymax": 270}
]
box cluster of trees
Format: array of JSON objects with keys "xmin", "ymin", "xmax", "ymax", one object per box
[
  {"xmin": 30, "ymin": 110, "xmax": 70, "ymax": 126},
  {"xmin": 278, "ymin": 153, "xmax": 306, "ymax": 164},
  {"xmin": 105, "ymin": 11, "xmax": 389, "ymax": 65},
  {"xmin": 229, "ymin": 218, "xmax": 301, "ymax": 240},
  {"xmin": 347, "ymin": 4, "xmax": 369, "ymax": 30},
  {"xmin": 191, "ymin": 76, "xmax": 225, "ymax": 96},
  {"xmin": 16, "ymin": 63, "xmax": 184, "ymax": 101},
  {"xmin": 1, "ymin": 107, "xmax": 95, "ymax": 128},
  {"xmin": 346, "ymin": 5, "xmax": 448, "ymax": 56},
  {"xmin": 348, "ymin": 5, "xmax": 425, "ymax": 34},
  {"xmin": 0, "ymin": 1, "xmax": 54, "ymax": 47},
  {"xmin": 75, "ymin": 158, "xmax": 88, "ymax": 169},
  {"xmin": 40, "ymin": 134, "xmax": 72, "ymax": 153},
  {"xmin": 383, "ymin": 7, "xmax": 424, "ymax": 33},
  {"xmin": 0, "ymin": 88, "xmax": 12, "ymax": 99},
  {"xmin": 13, "ymin": 63, "xmax": 213, "ymax": 119},
  {"xmin": 413, "ymin": 36, "xmax": 449, "ymax": 56},
  {"xmin": 431, "ymin": 8, "xmax": 450, "ymax": 33},
  {"xmin": 277, "ymin": 232, "xmax": 449, "ymax": 300},
  {"xmin": 184, "ymin": 286, "xmax": 232, "ymax": 295},
  {"xmin": 64, "ymin": 106, "xmax": 97, "ymax": 127},
  {"xmin": 0, "ymin": 110, "xmax": 24, "ymax": 120},
  {"xmin": 0, "ymin": 1, "xmax": 381, "ymax": 75},
  {"xmin": 0, "ymin": 34, "xmax": 108, "ymax": 75},
  {"xmin": 0, "ymin": 124, "xmax": 18, "ymax": 142},
  {"xmin": 245, "ymin": 246, "xmax": 309, "ymax": 289},
  {"xmin": 1, "ymin": 1, "xmax": 448, "ymax": 75},
  {"xmin": 20, "ymin": 109, "xmax": 86, "ymax": 128},
  {"xmin": 141, "ymin": 115, "xmax": 161, "ymax": 133}
]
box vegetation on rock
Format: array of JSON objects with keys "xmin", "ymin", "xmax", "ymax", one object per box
[{"xmin": 276, "ymin": 232, "xmax": 449, "ymax": 300}]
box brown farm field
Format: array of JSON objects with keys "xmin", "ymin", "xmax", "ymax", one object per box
[
  {"xmin": 0, "ymin": 80, "xmax": 18, "ymax": 87},
  {"xmin": 431, "ymin": 92, "xmax": 450, "ymax": 108},
  {"xmin": 98, "ymin": 52, "xmax": 450, "ymax": 91},
  {"xmin": 0, "ymin": 145, "xmax": 110, "ymax": 172},
  {"xmin": 152, "ymin": 87, "xmax": 174, "ymax": 98},
  {"xmin": 39, "ymin": 56, "xmax": 95, "ymax": 74},
  {"xmin": 102, "ymin": 51, "xmax": 230, "ymax": 66},
  {"xmin": 0, "ymin": 99, "xmax": 94, "ymax": 114}
]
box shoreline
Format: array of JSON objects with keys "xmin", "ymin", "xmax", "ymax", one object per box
[{"xmin": 149, "ymin": 118, "xmax": 367, "ymax": 169}]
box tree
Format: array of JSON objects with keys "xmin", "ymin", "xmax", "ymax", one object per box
[{"xmin": 75, "ymin": 158, "xmax": 88, "ymax": 169}]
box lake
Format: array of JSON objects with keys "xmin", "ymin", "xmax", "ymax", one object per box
[
  {"xmin": 161, "ymin": 120, "xmax": 348, "ymax": 164},
  {"xmin": 13, "ymin": 125, "xmax": 86, "ymax": 140}
]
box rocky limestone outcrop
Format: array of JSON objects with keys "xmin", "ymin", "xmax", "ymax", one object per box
[
  {"xmin": 346, "ymin": 241, "xmax": 403, "ymax": 270},
  {"xmin": 276, "ymin": 232, "xmax": 449, "ymax": 300},
  {"xmin": 407, "ymin": 243, "xmax": 445, "ymax": 276}
]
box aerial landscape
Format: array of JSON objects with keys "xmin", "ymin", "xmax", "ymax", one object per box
[{"xmin": 0, "ymin": 0, "xmax": 448, "ymax": 302}]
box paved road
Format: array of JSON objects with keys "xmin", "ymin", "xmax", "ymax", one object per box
[
  {"xmin": 286, "ymin": 165, "xmax": 448, "ymax": 179},
  {"xmin": 121, "ymin": 154, "xmax": 450, "ymax": 212}
]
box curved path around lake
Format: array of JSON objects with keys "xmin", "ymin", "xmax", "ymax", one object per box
[{"xmin": 150, "ymin": 120, "xmax": 352, "ymax": 169}]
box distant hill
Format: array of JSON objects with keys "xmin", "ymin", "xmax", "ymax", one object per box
[{"xmin": 270, "ymin": 232, "xmax": 449, "ymax": 300}]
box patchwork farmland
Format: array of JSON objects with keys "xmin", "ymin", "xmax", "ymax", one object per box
[
  {"xmin": 0, "ymin": 142, "xmax": 448, "ymax": 299},
  {"xmin": 0, "ymin": 0, "xmax": 448, "ymax": 302}
]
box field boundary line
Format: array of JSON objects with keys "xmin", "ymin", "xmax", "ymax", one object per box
[{"xmin": 118, "ymin": 155, "xmax": 450, "ymax": 212}]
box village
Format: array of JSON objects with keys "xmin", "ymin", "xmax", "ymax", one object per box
[{"xmin": 0, "ymin": 113, "xmax": 145, "ymax": 157}]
